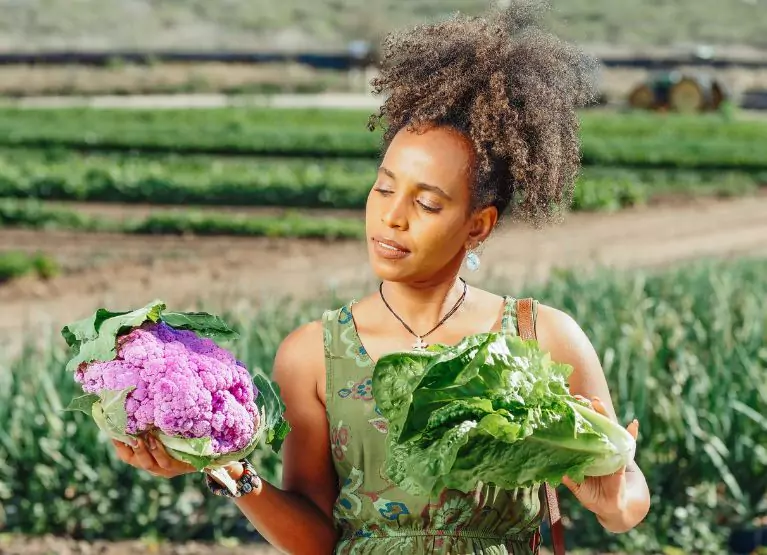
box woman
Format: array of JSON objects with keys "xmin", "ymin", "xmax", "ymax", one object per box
[{"xmin": 112, "ymin": 4, "xmax": 650, "ymax": 554}]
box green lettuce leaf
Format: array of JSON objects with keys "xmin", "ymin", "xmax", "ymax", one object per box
[
  {"xmin": 372, "ymin": 332, "xmax": 636, "ymax": 495},
  {"xmin": 371, "ymin": 350, "xmax": 436, "ymax": 442}
]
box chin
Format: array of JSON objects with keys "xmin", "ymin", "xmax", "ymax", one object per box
[{"xmin": 367, "ymin": 250, "xmax": 411, "ymax": 283}]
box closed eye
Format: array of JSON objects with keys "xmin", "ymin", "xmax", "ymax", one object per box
[
  {"xmin": 375, "ymin": 186, "xmax": 440, "ymax": 213},
  {"xmin": 417, "ymin": 201, "xmax": 441, "ymax": 213}
]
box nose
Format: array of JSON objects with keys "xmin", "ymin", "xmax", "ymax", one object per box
[{"xmin": 381, "ymin": 195, "xmax": 409, "ymax": 230}]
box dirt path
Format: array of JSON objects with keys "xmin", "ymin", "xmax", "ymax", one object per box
[
  {"xmin": 1, "ymin": 92, "xmax": 383, "ymax": 110},
  {"xmin": 0, "ymin": 535, "xmax": 278, "ymax": 555},
  {"xmin": 2, "ymin": 194, "xmax": 766, "ymax": 357}
]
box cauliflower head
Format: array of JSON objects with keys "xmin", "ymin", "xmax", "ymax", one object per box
[{"xmin": 74, "ymin": 321, "xmax": 258, "ymax": 454}]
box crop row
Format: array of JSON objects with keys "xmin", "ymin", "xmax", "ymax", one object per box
[
  {"xmin": 3, "ymin": 107, "xmax": 765, "ymax": 140},
  {"xmin": 0, "ymin": 250, "xmax": 59, "ymax": 283},
  {"xmin": 0, "ymin": 108, "xmax": 764, "ymax": 169},
  {"xmin": 0, "ymin": 199, "xmax": 364, "ymax": 240},
  {"xmin": 1, "ymin": 151, "xmax": 763, "ymax": 212}
]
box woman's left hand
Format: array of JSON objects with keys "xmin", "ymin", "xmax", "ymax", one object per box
[{"xmin": 561, "ymin": 396, "xmax": 639, "ymax": 527}]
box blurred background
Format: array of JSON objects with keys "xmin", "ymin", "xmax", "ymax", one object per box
[{"xmin": 0, "ymin": 1, "xmax": 765, "ymax": 554}]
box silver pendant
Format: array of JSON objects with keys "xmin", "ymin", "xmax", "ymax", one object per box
[{"xmin": 412, "ymin": 337, "xmax": 427, "ymax": 350}]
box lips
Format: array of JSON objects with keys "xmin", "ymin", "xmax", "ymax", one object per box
[
  {"xmin": 374, "ymin": 237, "xmax": 410, "ymax": 252},
  {"xmin": 371, "ymin": 237, "xmax": 411, "ymax": 260}
]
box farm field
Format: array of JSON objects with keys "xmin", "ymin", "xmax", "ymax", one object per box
[
  {"xmin": 3, "ymin": 192, "xmax": 767, "ymax": 358},
  {"xmin": 3, "ymin": 251, "xmax": 765, "ymax": 555},
  {"xmin": 0, "ymin": 103, "xmax": 765, "ymax": 554}
]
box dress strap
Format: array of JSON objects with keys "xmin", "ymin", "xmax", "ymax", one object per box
[
  {"xmin": 500, "ymin": 295, "xmax": 518, "ymax": 336},
  {"xmin": 321, "ymin": 308, "xmax": 339, "ymax": 409},
  {"xmin": 322, "ymin": 304, "xmax": 355, "ymax": 355},
  {"xmin": 322, "ymin": 303, "xmax": 374, "ymax": 408}
]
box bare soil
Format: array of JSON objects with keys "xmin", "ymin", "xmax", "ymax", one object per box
[
  {"xmin": 2, "ymin": 194, "xmax": 766, "ymax": 358},
  {"xmin": 0, "ymin": 535, "xmax": 278, "ymax": 555},
  {"xmin": 0, "ymin": 62, "xmax": 352, "ymax": 97}
]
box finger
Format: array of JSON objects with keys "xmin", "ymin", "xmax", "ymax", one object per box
[
  {"xmin": 112, "ymin": 438, "xmax": 137, "ymax": 463},
  {"xmin": 591, "ymin": 397, "xmax": 610, "ymax": 416},
  {"xmin": 561, "ymin": 475, "xmax": 582, "ymax": 495},
  {"xmin": 132, "ymin": 437, "xmax": 159, "ymax": 471},
  {"xmin": 627, "ymin": 419, "xmax": 639, "ymax": 440},
  {"xmin": 146, "ymin": 435, "xmax": 195, "ymax": 474}
]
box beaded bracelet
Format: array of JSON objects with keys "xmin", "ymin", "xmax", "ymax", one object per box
[{"xmin": 205, "ymin": 459, "xmax": 261, "ymax": 498}]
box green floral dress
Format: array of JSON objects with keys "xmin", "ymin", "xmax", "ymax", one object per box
[{"xmin": 322, "ymin": 296, "xmax": 546, "ymax": 555}]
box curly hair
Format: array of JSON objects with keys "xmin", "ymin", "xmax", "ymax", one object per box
[{"xmin": 367, "ymin": 0, "xmax": 599, "ymax": 225}]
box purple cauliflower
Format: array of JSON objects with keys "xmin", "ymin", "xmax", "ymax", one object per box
[{"xmin": 74, "ymin": 321, "xmax": 259, "ymax": 454}]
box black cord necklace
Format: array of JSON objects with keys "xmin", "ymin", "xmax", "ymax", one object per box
[{"xmin": 379, "ymin": 278, "xmax": 468, "ymax": 350}]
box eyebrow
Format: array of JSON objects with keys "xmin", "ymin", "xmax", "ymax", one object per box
[{"xmin": 378, "ymin": 166, "xmax": 453, "ymax": 200}]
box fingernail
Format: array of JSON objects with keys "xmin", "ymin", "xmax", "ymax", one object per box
[
  {"xmin": 147, "ymin": 436, "xmax": 157, "ymax": 450},
  {"xmin": 126, "ymin": 438, "xmax": 139, "ymax": 448}
]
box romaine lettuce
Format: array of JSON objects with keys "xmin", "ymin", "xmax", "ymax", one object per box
[{"xmin": 372, "ymin": 332, "xmax": 636, "ymax": 495}]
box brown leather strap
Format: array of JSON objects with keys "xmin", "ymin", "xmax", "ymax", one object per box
[
  {"xmin": 516, "ymin": 297, "xmax": 535, "ymax": 342},
  {"xmin": 544, "ymin": 483, "xmax": 566, "ymax": 555},
  {"xmin": 517, "ymin": 298, "xmax": 566, "ymax": 555}
]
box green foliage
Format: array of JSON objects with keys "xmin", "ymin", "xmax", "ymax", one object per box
[
  {"xmin": 0, "ymin": 251, "xmax": 59, "ymax": 282},
  {"xmin": 0, "ymin": 150, "xmax": 372, "ymax": 208},
  {"xmin": 1, "ymin": 258, "xmax": 765, "ymax": 552},
  {"xmin": 0, "ymin": 108, "xmax": 381, "ymax": 158},
  {"xmin": 372, "ymin": 333, "xmax": 635, "ymax": 495},
  {"xmin": 0, "ymin": 198, "xmax": 365, "ymax": 240},
  {"xmin": 524, "ymin": 259, "xmax": 767, "ymax": 553},
  {"xmin": 0, "ymin": 198, "xmax": 101, "ymax": 231},
  {"xmin": 0, "ymin": 150, "xmax": 762, "ymax": 214},
  {"xmin": 130, "ymin": 210, "xmax": 363, "ymax": 239},
  {"xmin": 0, "ymin": 109, "xmax": 764, "ymax": 169},
  {"xmin": 0, "ymin": 150, "xmax": 373, "ymax": 207}
]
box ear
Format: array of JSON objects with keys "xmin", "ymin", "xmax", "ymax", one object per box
[{"xmin": 466, "ymin": 205, "xmax": 498, "ymax": 248}]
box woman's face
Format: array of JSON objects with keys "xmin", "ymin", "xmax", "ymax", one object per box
[{"xmin": 365, "ymin": 124, "xmax": 496, "ymax": 284}]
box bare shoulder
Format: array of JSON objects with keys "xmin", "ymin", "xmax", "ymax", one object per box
[
  {"xmin": 535, "ymin": 303, "xmax": 618, "ymax": 419},
  {"xmin": 535, "ymin": 303, "xmax": 589, "ymax": 355},
  {"xmin": 272, "ymin": 319, "xmax": 326, "ymax": 401}
]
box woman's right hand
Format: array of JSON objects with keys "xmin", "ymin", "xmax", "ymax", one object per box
[{"xmin": 112, "ymin": 434, "xmax": 199, "ymax": 479}]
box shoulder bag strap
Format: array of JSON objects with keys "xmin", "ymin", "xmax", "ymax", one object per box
[{"xmin": 517, "ymin": 297, "xmax": 566, "ymax": 555}]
